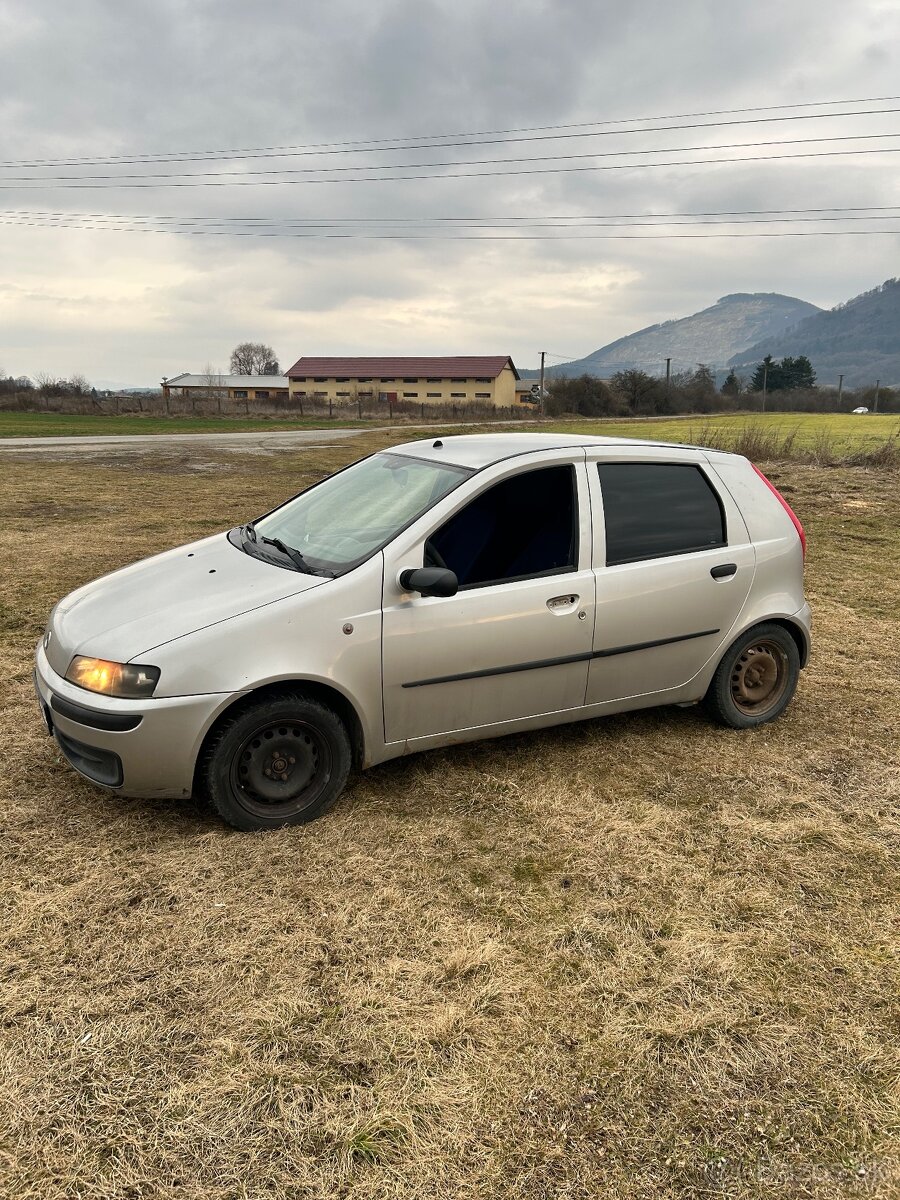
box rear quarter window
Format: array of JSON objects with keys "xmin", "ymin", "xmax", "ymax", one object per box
[{"xmin": 598, "ymin": 462, "xmax": 726, "ymax": 565}]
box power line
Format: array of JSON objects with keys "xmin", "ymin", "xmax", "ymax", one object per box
[
  {"xmin": 4, "ymin": 130, "xmax": 898, "ymax": 182},
  {"xmin": 5, "ymin": 212, "xmax": 900, "ymax": 231},
  {"xmin": 3, "ymin": 145, "xmax": 899, "ymax": 188},
  {"xmin": 4, "ymin": 204, "xmax": 899, "ymax": 223},
  {"xmin": 2, "ymin": 216, "xmax": 898, "ymax": 239},
  {"xmin": 4, "ymin": 93, "xmax": 899, "ymax": 167},
  {"xmin": 4, "ymin": 105, "xmax": 900, "ymax": 169}
]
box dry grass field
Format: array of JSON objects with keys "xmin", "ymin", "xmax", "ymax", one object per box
[{"xmin": 0, "ymin": 425, "xmax": 898, "ymax": 1199}]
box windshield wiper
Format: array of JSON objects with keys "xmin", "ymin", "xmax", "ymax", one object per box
[
  {"xmin": 259, "ymin": 535, "xmax": 319, "ymax": 575},
  {"xmin": 236, "ymin": 522, "xmax": 333, "ymax": 576}
]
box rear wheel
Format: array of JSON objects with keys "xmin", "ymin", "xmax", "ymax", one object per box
[
  {"xmin": 201, "ymin": 693, "xmax": 351, "ymax": 830},
  {"xmin": 704, "ymin": 623, "xmax": 800, "ymax": 729}
]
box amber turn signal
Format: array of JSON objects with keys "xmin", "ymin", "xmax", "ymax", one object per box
[{"xmin": 65, "ymin": 656, "xmax": 160, "ymax": 699}]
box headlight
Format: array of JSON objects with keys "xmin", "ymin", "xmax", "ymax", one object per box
[{"xmin": 65, "ymin": 656, "xmax": 161, "ymax": 699}]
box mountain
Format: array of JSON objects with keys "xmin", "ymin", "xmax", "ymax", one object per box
[
  {"xmin": 524, "ymin": 293, "xmax": 822, "ymax": 379},
  {"xmin": 729, "ymin": 278, "xmax": 900, "ymax": 386}
]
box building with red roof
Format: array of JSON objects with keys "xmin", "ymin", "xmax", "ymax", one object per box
[{"xmin": 285, "ymin": 356, "xmax": 521, "ymax": 409}]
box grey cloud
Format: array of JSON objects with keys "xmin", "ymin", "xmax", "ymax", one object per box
[{"xmin": 1, "ymin": 0, "xmax": 899, "ymax": 383}]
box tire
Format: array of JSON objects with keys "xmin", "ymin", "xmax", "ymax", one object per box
[
  {"xmin": 200, "ymin": 693, "xmax": 352, "ymax": 831},
  {"xmin": 704, "ymin": 622, "xmax": 800, "ymax": 730}
]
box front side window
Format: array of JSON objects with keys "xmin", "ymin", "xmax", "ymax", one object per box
[
  {"xmin": 247, "ymin": 453, "xmax": 472, "ymax": 576},
  {"xmin": 426, "ymin": 465, "xmax": 578, "ymax": 588},
  {"xmin": 598, "ymin": 462, "xmax": 726, "ymax": 566}
]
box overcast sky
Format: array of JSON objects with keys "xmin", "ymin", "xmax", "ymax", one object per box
[{"xmin": 1, "ymin": 0, "xmax": 899, "ymax": 387}]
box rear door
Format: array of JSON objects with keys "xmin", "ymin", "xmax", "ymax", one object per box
[
  {"xmin": 381, "ymin": 453, "xmax": 595, "ymax": 744},
  {"xmin": 585, "ymin": 449, "xmax": 755, "ymax": 705}
]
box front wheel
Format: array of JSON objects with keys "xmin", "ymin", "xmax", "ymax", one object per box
[
  {"xmin": 201, "ymin": 693, "xmax": 352, "ymax": 830},
  {"xmin": 704, "ymin": 623, "xmax": 800, "ymax": 729}
]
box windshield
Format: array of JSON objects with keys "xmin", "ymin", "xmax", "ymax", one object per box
[{"xmin": 248, "ymin": 452, "xmax": 472, "ymax": 574}]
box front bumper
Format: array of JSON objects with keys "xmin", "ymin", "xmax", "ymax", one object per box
[{"xmin": 34, "ymin": 642, "xmax": 232, "ymax": 799}]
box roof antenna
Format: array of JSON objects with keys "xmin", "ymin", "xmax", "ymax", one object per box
[{"xmin": 433, "ymin": 439, "xmax": 443, "ymax": 448}]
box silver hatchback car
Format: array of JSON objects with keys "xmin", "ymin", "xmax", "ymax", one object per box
[{"xmin": 35, "ymin": 433, "xmax": 810, "ymax": 830}]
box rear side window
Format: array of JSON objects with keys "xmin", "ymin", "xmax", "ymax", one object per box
[
  {"xmin": 427, "ymin": 465, "xmax": 577, "ymax": 588},
  {"xmin": 597, "ymin": 463, "xmax": 726, "ymax": 565}
]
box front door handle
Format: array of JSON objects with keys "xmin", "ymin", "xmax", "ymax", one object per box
[
  {"xmin": 710, "ymin": 563, "xmax": 737, "ymax": 580},
  {"xmin": 547, "ymin": 594, "xmax": 579, "ymax": 611}
]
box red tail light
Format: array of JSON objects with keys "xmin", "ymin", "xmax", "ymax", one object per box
[{"xmin": 751, "ymin": 463, "xmax": 806, "ymax": 561}]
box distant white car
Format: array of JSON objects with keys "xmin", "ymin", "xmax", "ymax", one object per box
[{"xmin": 852, "ymin": 407, "xmax": 869, "ymax": 414}]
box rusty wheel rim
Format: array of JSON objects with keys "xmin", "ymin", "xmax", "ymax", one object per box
[{"xmin": 730, "ymin": 640, "xmax": 789, "ymax": 717}]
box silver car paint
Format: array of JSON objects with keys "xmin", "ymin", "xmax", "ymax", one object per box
[
  {"xmin": 381, "ymin": 447, "xmax": 595, "ymax": 742},
  {"xmin": 34, "ymin": 434, "xmax": 811, "ymax": 800},
  {"xmin": 583, "ymin": 444, "xmax": 756, "ymax": 705},
  {"xmin": 45, "ymin": 533, "xmax": 327, "ymax": 675}
]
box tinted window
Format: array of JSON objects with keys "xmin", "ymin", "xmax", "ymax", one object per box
[
  {"xmin": 427, "ymin": 465, "xmax": 577, "ymax": 588},
  {"xmin": 598, "ymin": 463, "xmax": 725, "ymax": 565}
]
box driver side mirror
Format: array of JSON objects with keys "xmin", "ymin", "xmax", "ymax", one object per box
[{"xmin": 399, "ymin": 567, "xmax": 458, "ymax": 597}]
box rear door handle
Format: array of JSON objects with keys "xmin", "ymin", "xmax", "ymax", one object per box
[{"xmin": 710, "ymin": 563, "xmax": 737, "ymax": 580}]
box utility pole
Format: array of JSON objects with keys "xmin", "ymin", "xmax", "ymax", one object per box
[
  {"xmin": 665, "ymin": 357, "xmax": 671, "ymax": 402},
  {"xmin": 762, "ymin": 361, "xmax": 768, "ymax": 413},
  {"xmin": 873, "ymin": 380, "xmax": 880, "ymax": 413},
  {"xmin": 539, "ymin": 351, "xmax": 546, "ymax": 419},
  {"xmin": 837, "ymin": 374, "xmax": 844, "ymax": 408}
]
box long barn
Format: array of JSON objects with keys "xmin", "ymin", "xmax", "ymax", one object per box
[{"xmin": 285, "ymin": 355, "xmax": 521, "ymax": 408}]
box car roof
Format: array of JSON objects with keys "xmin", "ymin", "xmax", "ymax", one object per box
[{"xmin": 390, "ymin": 431, "xmax": 709, "ymax": 470}]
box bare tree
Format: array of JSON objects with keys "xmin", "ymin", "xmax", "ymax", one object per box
[
  {"xmin": 611, "ymin": 369, "xmax": 664, "ymax": 414},
  {"xmin": 229, "ymin": 342, "xmax": 280, "ymax": 375},
  {"xmin": 203, "ymin": 362, "xmax": 227, "ymax": 414}
]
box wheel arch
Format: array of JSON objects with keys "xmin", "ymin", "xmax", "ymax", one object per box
[
  {"xmin": 710, "ymin": 614, "xmax": 810, "ymax": 678},
  {"xmin": 764, "ymin": 616, "xmax": 810, "ymax": 668},
  {"xmin": 192, "ymin": 678, "xmax": 367, "ymax": 798}
]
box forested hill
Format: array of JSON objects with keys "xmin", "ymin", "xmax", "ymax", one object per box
[
  {"xmin": 521, "ymin": 292, "xmax": 821, "ymax": 379},
  {"xmin": 729, "ymin": 279, "xmax": 900, "ymax": 386}
]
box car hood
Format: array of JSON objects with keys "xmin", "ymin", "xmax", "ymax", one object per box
[{"xmin": 46, "ymin": 533, "xmax": 327, "ymax": 673}]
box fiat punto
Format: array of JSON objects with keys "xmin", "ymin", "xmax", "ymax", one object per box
[{"xmin": 35, "ymin": 433, "xmax": 810, "ymax": 830}]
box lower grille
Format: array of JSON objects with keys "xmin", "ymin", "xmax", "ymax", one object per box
[{"xmin": 54, "ymin": 729, "xmax": 124, "ymax": 788}]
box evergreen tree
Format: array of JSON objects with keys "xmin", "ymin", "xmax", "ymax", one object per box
[
  {"xmin": 750, "ymin": 354, "xmax": 816, "ymax": 391},
  {"xmin": 750, "ymin": 355, "xmax": 774, "ymax": 392},
  {"xmin": 693, "ymin": 363, "xmax": 717, "ymax": 392},
  {"xmin": 721, "ymin": 368, "xmax": 742, "ymax": 396},
  {"xmin": 782, "ymin": 355, "xmax": 816, "ymax": 389}
]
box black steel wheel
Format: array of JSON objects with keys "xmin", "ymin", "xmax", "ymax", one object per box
[
  {"xmin": 201, "ymin": 693, "xmax": 352, "ymax": 830},
  {"xmin": 704, "ymin": 622, "xmax": 801, "ymax": 730}
]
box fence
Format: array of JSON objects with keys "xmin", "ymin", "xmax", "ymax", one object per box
[
  {"xmin": 2, "ymin": 384, "xmax": 897, "ymax": 420},
  {"xmin": 0, "ymin": 390, "xmax": 539, "ymax": 423}
]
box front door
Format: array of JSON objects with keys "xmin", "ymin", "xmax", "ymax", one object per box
[{"xmin": 381, "ymin": 458, "xmax": 594, "ymax": 744}]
